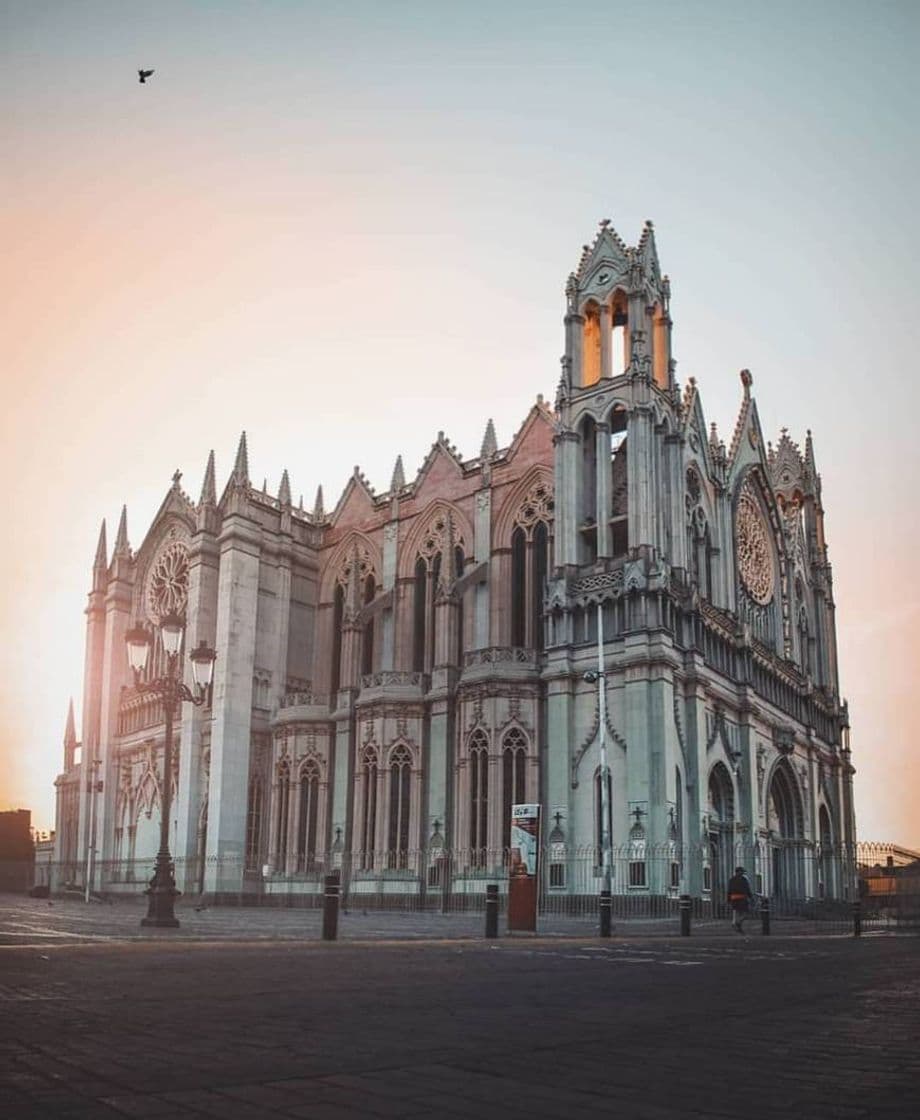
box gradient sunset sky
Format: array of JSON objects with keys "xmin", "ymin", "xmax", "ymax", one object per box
[{"xmin": 2, "ymin": 0, "xmax": 918, "ymax": 845}]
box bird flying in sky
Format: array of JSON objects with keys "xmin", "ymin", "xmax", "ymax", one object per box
[{"xmin": 138, "ymin": 69, "xmax": 154, "ymax": 84}]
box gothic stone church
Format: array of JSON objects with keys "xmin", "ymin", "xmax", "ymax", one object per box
[{"xmin": 53, "ymin": 220, "xmax": 856, "ymax": 905}]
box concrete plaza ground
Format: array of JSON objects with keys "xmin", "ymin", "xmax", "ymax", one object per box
[{"xmin": 1, "ymin": 894, "xmax": 917, "ymax": 1119}]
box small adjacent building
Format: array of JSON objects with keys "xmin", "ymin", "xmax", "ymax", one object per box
[{"xmin": 0, "ymin": 809, "xmax": 34, "ymax": 893}]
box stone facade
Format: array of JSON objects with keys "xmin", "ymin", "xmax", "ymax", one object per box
[{"xmin": 53, "ymin": 220, "xmax": 855, "ymax": 904}]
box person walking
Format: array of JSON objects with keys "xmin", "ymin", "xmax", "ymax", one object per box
[{"xmin": 727, "ymin": 866, "xmax": 754, "ymax": 934}]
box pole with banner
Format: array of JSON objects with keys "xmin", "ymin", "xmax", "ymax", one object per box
[{"xmin": 508, "ymin": 803, "xmax": 541, "ymax": 933}]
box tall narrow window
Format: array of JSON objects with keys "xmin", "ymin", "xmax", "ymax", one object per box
[
  {"xmin": 361, "ymin": 749, "xmax": 377, "ymax": 869},
  {"xmin": 611, "ymin": 293, "xmax": 629, "ymax": 375},
  {"xmin": 583, "ymin": 301, "xmax": 601, "ymax": 386},
  {"xmin": 297, "ymin": 762, "xmax": 320, "ymax": 871},
  {"xmin": 510, "ymin": 527, "xmax": 526, "ymax": 647},
  {"xmin": 330, "ymin": 584, "xmax": 344, "ymax": 696},
  {"xmin": 429, "ymin": 552, "xmax": 441, "ymax": 667},
  {"xmin": 468, "ymin": 730, "xmax": 489, "ymax": 866},
  {"xmin": 413, "ymin": 556, "xmax": 427, "ymax": 672},
  {"xmin": 510, "ymin": 482, "xmax": 553, "ymax": 651},
  {"xmin": 245, "ymin": 774, "xmax": 263, "ymax": 870},
  {"xmin": 610, "ymin": 407, "xmax": 628, "ymax": 557},
  {"xmin": 581, "ymin": 415, "xmax": 597, "ymax": 530},
  {"xmin": 501, "ymin": 728, "xmax": 528, "ymax": 852},
  {"xmin": 532, "ymin": 521, "xmax": 548, "ymax": 650},
  {"xmin": 455, "ymin": 545, "xmax": 465, "ymax": 665},
  {"xmin": 276, "ymin": 762, "xmax": 291, "ymax": 868},
  {"xmin": 388, "ymin": 745, "xmax": 412, "ymax": 869},
  {"xmin": 362, "ymin": 574, "xmax": 376, "ymax": 678}
]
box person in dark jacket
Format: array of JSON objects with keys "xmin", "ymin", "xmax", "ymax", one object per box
[{"xmin": 727, "ymin": 866, "xmax": 754, "ymax": 934}]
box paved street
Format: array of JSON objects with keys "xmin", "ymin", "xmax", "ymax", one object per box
[{"xmin": 1, "ymin": 895, "xmax": 917, "ymax": 1119}]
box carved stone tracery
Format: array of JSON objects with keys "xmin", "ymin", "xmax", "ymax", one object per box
[
  {"xmin": 146, "ymin": 539, "xmax": 190, "ymax": 621},
  {"xmin": 735, "ymin": 483, "xmax": 774, "ymax": 605}
]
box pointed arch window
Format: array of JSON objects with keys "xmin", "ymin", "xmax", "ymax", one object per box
[
  {"xmin": 297, "ymin": 761, "xmax": 320, "ymax": 872},
  {"xmin": 510, "ymin": 482, "xmax": 553, "ymax": 651},
  {"xmin": 580, "ymin": 416, "xmax": 598, "ymax": 563},
  {"xmin": 330, "ymin": 583, "xmax": 344, "ymax": 696},
  {"xmin": 412, "ymin": 515, "xmax": 465, "ymax": 672},
  {"xmin": 387, "ymin": 745, "xmax": 412, "ymax": 869},
  {"xmin": 245, "ymin": 773, "xmax": 263, "ymax": 870},
  {"xmin": 501, "ymin": 728, "xmax": 528, "ymax": 852},
  {"xmin": 583, "ymin": 300, "xmax": 601, "ymax": 387},
  {"xmin": 362, "ymin": 574, "xmax": 376, "ymax": 678},
  {"xmin": 468, "ymin": 730, "xmax": 489, "ymax": 866},
  {"xmin": 276, "ymin": 761, "xmax": 291, "ymax": 868},
  {"xmin": 610, "ymin": 406, "xmax": 629, "ymax": 558}
]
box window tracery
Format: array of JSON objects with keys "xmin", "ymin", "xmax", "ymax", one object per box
[
  {"xmin": 735, "ymin": 482, "xmax": 775, "ymax": 606},
  {"xmin": 146, "ymin": 539, "xmax": 190, "ymax": 622}
]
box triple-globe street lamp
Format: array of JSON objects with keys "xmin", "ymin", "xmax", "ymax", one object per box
[{"xmin": 124, "ymin": 613, "xmax": 216, "ymax": 928}]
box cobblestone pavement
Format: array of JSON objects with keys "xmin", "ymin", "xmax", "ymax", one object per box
[
  {"xmin": 1, "ymin": 895, "xmax": 917, "ymax": 1119},
  {"xmin": 0, "ymin": 893, "xmax": 870, "ymax": 946}
]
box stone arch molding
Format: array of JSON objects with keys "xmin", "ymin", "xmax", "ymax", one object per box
[
  {"xmin": 494, "ymin": 466, "xmax": 555, "ymax": 550},
  {"xmin": 398, "ymin": 500, "xmax": 473, "ymax": 579},
  {"xmin": 319, "ymin": 531, "xmax": 381, "ymax": 603},
  {"xmin": 571, "ymin": 700, "xmax": 627, "ymax": 789},
  {"xmin": 133, "ymin": 517, "xmax": 193, "ymax": 623},
  {"xmin": 763, "ymin": 754, "xmax": 806, "ymax": 836}
]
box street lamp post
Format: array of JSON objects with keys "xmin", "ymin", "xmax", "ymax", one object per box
[{"xmin": 125, "ymin": 613, "xmax": 216, "ymax": 928}]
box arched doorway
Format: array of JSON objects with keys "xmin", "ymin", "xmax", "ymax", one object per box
[
  {"xmin": 708, "ymin": 763, "xmax": 735, "ymax": 903},
  {"xmin": 817, "ymin": 804, "xmax": 835, "ymax": 900},
  {"xmin": 767, "ymin": 760, "xmax": 804, "ymax": 903}
]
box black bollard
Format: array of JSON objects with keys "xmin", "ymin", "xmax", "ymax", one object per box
[
  {"xmin": 760, "ymin": 896, "xmax": 770, "ymax": 936},
  {"xmin": 852, "ymin": 900, "xmax": 861, "ymax": 938},
  {"xmin": 679, "ymin": 893, "xmax": 691, "ymax": 937},
  {"xmin": 322, "ymin": 872, "xmax": 340, "ymax": 941},
  {"xmin": 600, "ymin": 889, "xmax": 612, "ymax": 938},
  {"xmin": 485, "ymin": 883, "xmax": 499, "ymax": 938}
]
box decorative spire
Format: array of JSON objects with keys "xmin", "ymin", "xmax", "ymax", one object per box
[
  {"xmin": 64, "ymin": 698, "xmax": 76, "ymax": 746},
  {"xmin": 480, "ymin": 418, "xmax": 497, "ymax": 460},
  {"xmin": 313, "ymin": 485, "xmax": 325, "ymax": 521},
  {"xmin": 199, "ymin": 450, "xmax": 216, "ymax": 506},
  {"xmin": 93, "ymin": 519, "xmax": 108, "ymax": 570},
  {"xmin": 113, "ymin": 505, "xmax": 130, "ymax": 556},
  {"xmin": 278, "ymin": 469, "xmax": 291, "ymax": 507},
  {"xmin": 727, "ymin": 369, "xmax": 754, "ymax": 466},
  {"xmin": 390, "ymin": 455, "xmax": 405, "ymax": 493},
  {"xmin": 232, "ymin": 431, "xmax": 249, "ymax": 487}
]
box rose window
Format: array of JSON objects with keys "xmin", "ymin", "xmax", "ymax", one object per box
[
  {"xmin": 735, "ymin": 487, "xmax": 774, "ymax": 605},
  {"xmin": 146, "ymin": 540, "xmax": 190, "ymax": 621}
]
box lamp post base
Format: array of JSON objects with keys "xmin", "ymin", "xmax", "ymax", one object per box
[{"xmin": 141, "ymin": 857, "xmax": 181, "ymax": 928}]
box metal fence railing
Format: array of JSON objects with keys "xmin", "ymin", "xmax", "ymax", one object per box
[{"xmin": 21, "ymin": 841, "xmax": 920, "ymax": 934}]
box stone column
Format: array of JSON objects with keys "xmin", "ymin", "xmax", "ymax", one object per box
[
  {"xmin": 553, "ymin": 428, "xmax": 580, "ymax": 569},
  {"xmin": 204, "ymin": 513, "xmax": 260, "ymax": 897},
  {"xmin": 474, "ymin": 490, "xmax": 491, "ymax": 648},
  {"xmin": 94, "ymin": 553, "xmax": 133, "ymax": 882},
  {"xmin": 174, "ymin": 526, "xmax": 219, "ymax": 892},
  {"xmin": 381, "ymin": 522, "xmax": 398, "ymax": 669}
]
